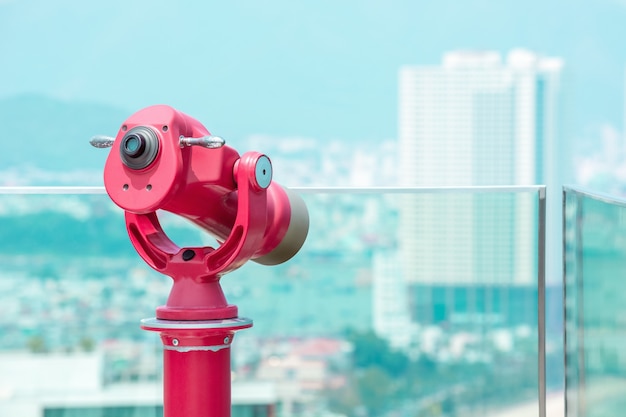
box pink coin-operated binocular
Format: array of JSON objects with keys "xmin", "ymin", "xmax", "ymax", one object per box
[{"xmin": 91, "ymin": 105, "xmax": 309, "ymax": 417}]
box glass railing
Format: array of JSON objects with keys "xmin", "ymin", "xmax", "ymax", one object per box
[
  {"xmin": 0, "ymin": 186, "xmax": 553, "ymax": 417},
  {"xmin": 563, "ymin": 186, "xmax": 626, "ymax": 417}
]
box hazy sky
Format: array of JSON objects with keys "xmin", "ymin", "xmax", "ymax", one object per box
[{"xmin": 1, "ymin": 0, "xmax": 625, "ymax": 147}]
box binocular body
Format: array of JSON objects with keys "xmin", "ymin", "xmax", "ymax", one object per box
[{"xmin": 103, "ymin": 105, "xmax": 308, "ymax": 268}]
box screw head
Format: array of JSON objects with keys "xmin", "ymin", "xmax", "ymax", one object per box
[
  {"xmin": 224, "ymin": 337, "xmax": 230, "ymax": 344},
  {"xmin": 172, "ymin": 339, "xmax": 179, "ymax": 346}
]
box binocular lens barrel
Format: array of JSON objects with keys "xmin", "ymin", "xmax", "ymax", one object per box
[
  {"xmin": 120, "ymin": 126, "xmax": 159, "ymax": 170},
  {"xmin": 124, "ymin": 135, "xmax": 144, "ymax": 156}
]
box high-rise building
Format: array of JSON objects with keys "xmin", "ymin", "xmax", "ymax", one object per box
[
  {"xmin": 372, "ymin": 250, "xmax": 413, "ymax": 350},
  {"xmin": 395, "ymin": 49, "xmax": 563, "ymax": 324}
]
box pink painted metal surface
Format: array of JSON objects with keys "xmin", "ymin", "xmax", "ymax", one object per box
[
  {"xmin": 101, "ymin": 105, "xmax": 308, "ymax": 417},
  {"xmin": 163, "ymin": 331, "xmax": 232, "ymax": 417}
]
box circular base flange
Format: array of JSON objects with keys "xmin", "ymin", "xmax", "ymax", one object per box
[{"xmin": 141, "ymin": 317, "xmax": 253, "ymax": 332}]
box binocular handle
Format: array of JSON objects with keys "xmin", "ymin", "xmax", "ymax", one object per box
[
  {"xmin": 91, "ymin": 134, "xmax": 226, "ymax": 149},
  {"xmin": 90, "ymin": 135, "xmax": 115, "ymax": 148},
  {"xmin": 179, "ymin": 135, "xmax": 225, "ymax": 149}
]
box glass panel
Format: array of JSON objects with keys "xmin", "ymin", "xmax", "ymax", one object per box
[
  {"xmin": 0, "ymin": 188, "xmax": 543, "ymax": 417},
  {"xmin": 564, "ymin": 187, "xmax": 626, "ymax": 417}
]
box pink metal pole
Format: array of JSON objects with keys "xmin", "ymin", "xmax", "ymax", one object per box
[{"xmin": 142, "ymin": 318, "xmax": 252, "ymax": 417}]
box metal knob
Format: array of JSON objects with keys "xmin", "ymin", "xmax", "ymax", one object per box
[
  {"xmin": 90, "ymin": 135, "xmax": 115, "ymax": 148},
  {"xmin": 91, "ymin": 134, "xmax": 226, "ymax": 149},
  {"xmin": 179, "ymin": 135, "xmax": 225, "ymax": 149}
]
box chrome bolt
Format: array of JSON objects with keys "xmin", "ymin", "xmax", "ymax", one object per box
[
  {"xmin": 179, "ymin": 135, "xmax": 225, "ymax": 149},
  {"xmin": 224, "ymin": 337, "xmax": 230, "ymax": 344},
  {"xmin": 172, "ymin": 339, "xmax": 179, "ymax": 346},
  {"xmin": 89, "ymin": 135, "xmax": 115, "ymax": 148}
]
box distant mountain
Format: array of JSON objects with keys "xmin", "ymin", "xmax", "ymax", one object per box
[
  {"xmin": 0, "ymin": 94, "xmax": 129, "ymax": 172},
  {"xmin": 0, "ymin": 194, "xmax": 210, "ymax": 259},
  {"xmin": 0, "ymin": 94, "xmax": 395, "ymax": 187}
]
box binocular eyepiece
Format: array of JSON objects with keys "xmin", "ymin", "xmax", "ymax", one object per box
[{"xmin": 120, "ymin": 126, "xmax": 160, "ymax": 170}]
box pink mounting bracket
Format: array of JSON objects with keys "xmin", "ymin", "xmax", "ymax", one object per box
[{"xmin": 125, "ymin": 151, "xmax": 271, "ymax": 321}]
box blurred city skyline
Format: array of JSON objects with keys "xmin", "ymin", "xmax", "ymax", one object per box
[{"xmin": 2, "ymin": 1, "xmax": 626, "ymax": 193}]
